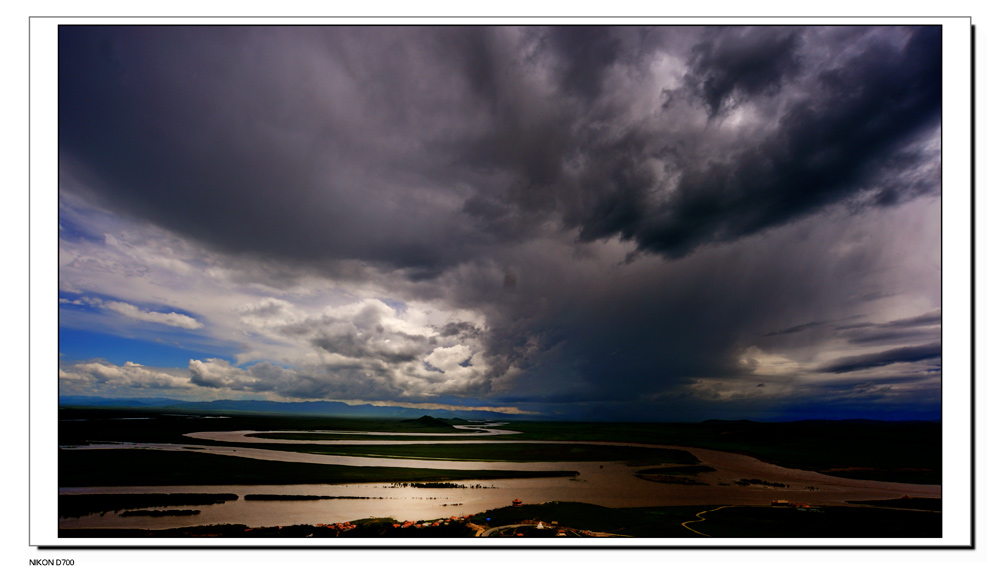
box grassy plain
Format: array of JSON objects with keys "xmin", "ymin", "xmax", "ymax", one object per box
[
  {"xmin": 247, "ymin": 419, "xmax": 941, "ymax": 483},
  {"xmin": 59, "ymin": 408, "xmax": 477, "ymax": 445},
  {"xmin": 57, "ymin": 408, "xmax": 943, "ymax": 539},
  {"xmin": 59, "ymin": 493, "xmax": 238, "ymax": 518},
  {"xmin": 248, "ymin": 432, "xmax": 477, "ymax": 441},
  {"xmin": 59, "ymin": 407, "xmax": 941, "ymax": 484},
  {"xmin": 58, "ymin": 449, "xmax": 577, "ymax": 487},
  {"xmin": 247, "ymin": 442, "xmax": 698, "ymax": 465},
  {"xmin": 501, "ymin": 420, "xmax": 942, "ymax": 484}
]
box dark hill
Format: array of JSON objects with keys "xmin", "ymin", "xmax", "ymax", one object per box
[{"xmin": 401, "ymin": 415, "xmax": 453, "ymax": 429}]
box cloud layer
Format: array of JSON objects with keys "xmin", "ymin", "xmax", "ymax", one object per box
[{"xmin": 58, "ymin": 25, "xmax": 942, "ymax": 420}]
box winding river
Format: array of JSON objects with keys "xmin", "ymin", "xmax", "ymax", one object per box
[{"xmin": 59, "ymin": 424, "xmax": 941, "ymax": 531}]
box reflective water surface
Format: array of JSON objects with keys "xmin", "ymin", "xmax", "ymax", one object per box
[{"xmin": 60, "ymin": 428, "xmax": 941, "ymax": 530}]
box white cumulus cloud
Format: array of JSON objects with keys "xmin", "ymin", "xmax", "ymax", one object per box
[
  {"xmin": 98, "ymin": 298, "xmax": 203, "ymax": 329},
  {"xmin": 61, "ymin": 361, "xmax": 192, "ymax": 390}
]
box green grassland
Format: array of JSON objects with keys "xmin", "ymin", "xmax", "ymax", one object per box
[
  {"xmin": 59, "ymin": 408, "xmax": 941, "ymax": 484},
  {"xmin": 59, "ymin": 493, "xmax": 239, "ymax": 518},
  {"xmin": 241, "ymin": 442, "xmax": 699, "ymax": 466},
  {"xmin": 58, "ymin": 408, "xmax": 479, "ymax": 445},
  {"xmin": 248, "ymin": 432, "xmax": 482, "ymax": 441},
  {"xmin": 58, "ymin": 449, "xmax": 577, "ymax": 487},
  {"xmin": 248, "ymin": 416, "xmax": 481, "ymax": 439},
  {"xmin": 501, "ymin": 420, "xmax": 942, "ymax": 484},
  {"xmin": 249, "ymin": 420, "xmax": 941, "ymax": 484},
  {"xmin": 634, "ymin": 465, "xmax": 716, "ymax": 486}
]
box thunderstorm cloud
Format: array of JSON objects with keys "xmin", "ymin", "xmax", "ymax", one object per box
[{"xmin": 58, "ymin": 25, "xmax": 942, "ymax": 420}]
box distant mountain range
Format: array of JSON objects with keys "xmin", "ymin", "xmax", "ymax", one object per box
[{"xmin": 57, "ymin": 395, "xmax": 525, "ymax": 421}]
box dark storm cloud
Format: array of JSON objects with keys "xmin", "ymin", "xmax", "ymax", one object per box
[
  {"xmin": 436, "ymin": 321, "xmax": 482, "ymax": 339},
  {"xmin": 834, "ymin": 310, "xmax": 941, "ymax": 345},
  {"xmin": 310, "ymin": 331, "xmax": 428, "ymax": 364},
  {"xmin": 818, "ymin": 342, "xmax": 942, "ymax": 374},
  {"xmin": 843, "ymin": 327, "xmax": 941, "ymax": 346},
  {"xmin": 60, "ymin": 26, "xmax": 494, "ymax": 276},
  {"xmin": 59, "ymin": 25, "xmax": 942, "ymax": 418},
  {"xmin": 460, "ymin": 216, "xmax": 895, "ymax": 406},
  {"xmin": 451, "ymin": 26, "xmax": 941, "ymax": 262},
  {"xmin": 543, "ymin": 26, "xmax": 624, "ymax": 101},
  {"xmin": 761, "ymin": 320, "xmax": 828, "ymax": 337},
  {"xmin": 60, "ymin": 26, "xmax": 939, "ymax": 268},
  {"xmin": 802, "ymin": 371, "xmax": 939, "ymax": 391},
  {"xmin": 680, "ymin": 26, "xmax": 803, "ymax": 116},
  {"xmin": 759, "ymin": 310, "xmax": 941, "ymax": 346},
  {"xmin": 836, "ymin": 310, "xmax": 941, "ymax": 331},
  {"xmin": 620, "ymin": 27, "xmax": 941, "ymax": 259}
]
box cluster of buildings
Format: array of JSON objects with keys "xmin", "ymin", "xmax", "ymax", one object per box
[
  {"xmin": 771, "ymin": 500, "xmax": 821, "ymax": 511},
  {"xmin": 395, "ymin": 514, "xmax": 474, "ymax": 529},
  {"xmin": 315, "ymin": 522, "xmax": 357, "ymax": 532}
]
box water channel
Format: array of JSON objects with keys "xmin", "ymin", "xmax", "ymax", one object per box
[{"xmin": 59, "ymin": 424, "xmax": 941, "ymax": 531}]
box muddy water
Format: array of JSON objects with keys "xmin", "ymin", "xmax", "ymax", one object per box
[
  {"xmin": 63, "ymin": 441, "xmax": 585, "ymax": 471},
  {"xmin": 59, "ymin": 432, "xmax": 940, "ymax": 531}
]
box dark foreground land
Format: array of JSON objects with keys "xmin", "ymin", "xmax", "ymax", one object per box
[{"xmin": 60, "ymin": 500, "xmax": 941, "ymax": 539}]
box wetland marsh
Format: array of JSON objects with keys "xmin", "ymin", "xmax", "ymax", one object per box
[{"xmin": 58, "ymin": 408, "xmax": 941, "ymax": 537}]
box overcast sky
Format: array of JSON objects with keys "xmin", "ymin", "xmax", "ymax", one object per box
[{"xmin": 57, "ymin": 25, "xmax": 942, "ymax": 421}]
